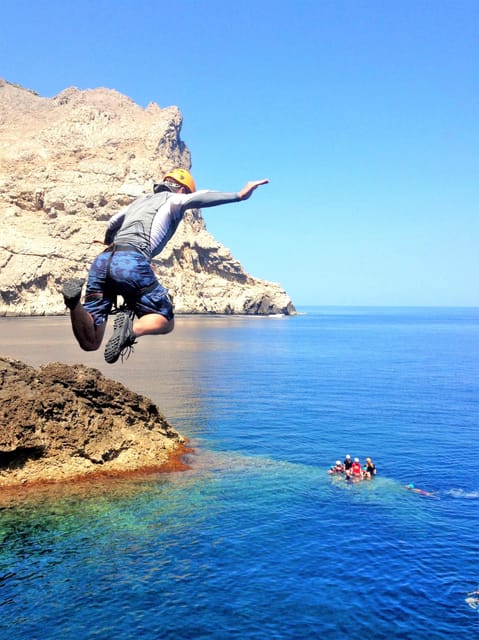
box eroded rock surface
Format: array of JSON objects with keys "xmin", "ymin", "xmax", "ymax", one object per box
[{"xmin": 0, "ymin": 356, "xmax": 186, "ymax": 487}]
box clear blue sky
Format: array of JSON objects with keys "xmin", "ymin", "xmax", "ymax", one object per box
[{"xmin": 1, "ymin": 0, "xmax": 477, "ymax": 307}]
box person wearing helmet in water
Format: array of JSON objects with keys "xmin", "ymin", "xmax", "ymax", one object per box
[
  {"xmin": 351, "ymin": 458, "xmax": 362, "ymax": 478},
  {"xmin": 363, "ymin": 457, "xmax": 377, "ymax": 479},
  {"xmin": 328, "ymin": 460, "xmax": 344, "ymax": 475},
  {"xmin": 62, "ymin": 169, "xmax": 268, "ymax": 363}
]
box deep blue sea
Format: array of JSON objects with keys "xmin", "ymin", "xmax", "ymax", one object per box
[{"xmin": 1, "ymin": 307, "xmax": 478, "ymax": 639}]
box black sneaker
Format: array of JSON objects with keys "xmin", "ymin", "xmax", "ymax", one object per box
[
  {"xmin": 62, "ymin": 278, "xmax": 85, "ymax": 310},
  {"xmin": 104, "ymin": 311, "xmax": 137, "ymax": 364}
]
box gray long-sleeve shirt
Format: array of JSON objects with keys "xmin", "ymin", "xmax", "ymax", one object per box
[{"xmin": 104, "ymin": 188, "xmax": 241, "ymax": 261}]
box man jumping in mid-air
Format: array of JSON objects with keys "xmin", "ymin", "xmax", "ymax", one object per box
[{"xmin": 62, "ymin": 168, "xmax": 268, "ymax": 364}]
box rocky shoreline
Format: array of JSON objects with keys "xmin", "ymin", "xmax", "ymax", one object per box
[{"xmin": 0, "ymin": 356, "xmax": 188, "ymax": 488}]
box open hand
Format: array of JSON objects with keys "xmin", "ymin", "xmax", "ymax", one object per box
[{"xmin": 238, "ymin": 179, "xmax": 269, "ymax": 200}]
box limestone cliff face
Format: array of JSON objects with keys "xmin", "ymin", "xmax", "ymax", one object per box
[
  {"xmin": 0, "ymin": 79, "xmax": 295, "ymax": 316},
  {"xmin": 0, "ymin": 356, "xmax": 187, "ymax": 487}
]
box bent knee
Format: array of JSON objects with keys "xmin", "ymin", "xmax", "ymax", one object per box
[
  {"xmin": 80, "ymin": 342, "xmax": 101, "ymax": 352},
  {"xmin": 163, "ymin": 318, "xmax": 174, "ymax": 334},
  {"xmin": 156, "ymin": 316, "xmax": 174, "ymax": 335}
]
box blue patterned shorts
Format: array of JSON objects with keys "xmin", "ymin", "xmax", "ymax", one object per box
[{"xmin": 83, "ymin": 249, "xmax": 174, "ymax": 326}]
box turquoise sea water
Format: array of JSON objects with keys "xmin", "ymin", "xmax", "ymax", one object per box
[{"xmin": 0, "ymin": 308, "xmax": 478, "ymax": 639}]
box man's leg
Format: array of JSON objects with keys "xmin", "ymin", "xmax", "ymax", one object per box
[
  {"xmin": 69, "ymin": 304, "xmax": 106, "ymax": 351},
  {"xmin": 103, "ymin": 255, "xmax": 175, "ymax": 363},
  {"xmin": 63, "ymin": 278, "xmax": 106, "ymax": 351},
  {"xmin": 104, "ymin": 312, "xmax": 173, "ymax": 364},
  {"xmin": 133, "ymin": 313, "xmax": 174, "ymax": 336}
]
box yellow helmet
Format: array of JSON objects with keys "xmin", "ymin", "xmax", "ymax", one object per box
[{"xmin": 163, "ymin": 168, "xmax": 196, "ymax": 193}]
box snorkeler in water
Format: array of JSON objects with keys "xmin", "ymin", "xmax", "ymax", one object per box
[{"xmin": 405, "ymin": 483, "xmax": 439, "ymax": 498}]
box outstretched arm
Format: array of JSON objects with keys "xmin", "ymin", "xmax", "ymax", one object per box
[{"xmin": 178, "ymin": 179, "xmax": 270, "ymax": 211}]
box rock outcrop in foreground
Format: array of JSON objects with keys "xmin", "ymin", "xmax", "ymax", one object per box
[
  {"xmin": 0, "ymin": 78, "xmax": 295, "ymax": 316},
  {"xmin": 0, "ymin": 357, "xmax": 187, "ymax": 487}
]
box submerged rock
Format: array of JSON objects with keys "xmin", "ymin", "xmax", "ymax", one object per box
[{"xmin": 0, "ymin": 356, "xmax": 187, "ymax": 487}]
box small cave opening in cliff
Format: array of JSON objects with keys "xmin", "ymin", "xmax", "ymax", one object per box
[{"xmin": 0, "ymin": 446, "xmax": 46, "ymax": 469}]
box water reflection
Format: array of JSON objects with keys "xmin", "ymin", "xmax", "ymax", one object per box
[{"xmin": 0, "ymin": 315, "xmax": 292, "ymax": 439}]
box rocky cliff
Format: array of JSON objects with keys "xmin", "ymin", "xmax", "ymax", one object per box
[
  {"xmin": 0, "ymin": 356, "xmax": 188, "ymax": 487},
  {"xmin": 0, "ymin": 79, "xmax": 295, "ymax": 316}
]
